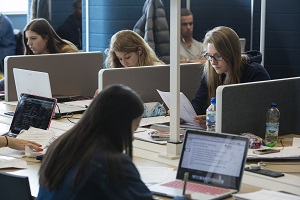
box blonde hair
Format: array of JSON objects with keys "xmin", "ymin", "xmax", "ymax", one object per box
[
  {"xmin": 105, "ymin": 30, "xmax": 163, "ymax": 68},
  {"xmin": 203, "ymin": 26, "xmax": 248, "ymax": 100}
]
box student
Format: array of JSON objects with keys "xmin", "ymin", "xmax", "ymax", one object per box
[
  {"xmin": 0, "ymin": 136, "xmax": 42, "ymax": 151},
  {"xmin": 192, "ymin": 26, "xmax": 271, "ymax": 126},
  {"xmin": 38, "ymin": 85, "xmax": 189, "ymax": 200},
  {"xmin": 24, "ymin": 18, "xmax": 79, "ymax": 55},
  {"xmin": 94, "ymin": 30, "xmax": 164, "ymax": 97},
  {"xmin": 105, "ymin": 30, "xmax": 164, "ymax": 68},
  {"xmin": 0, "ymin": 18, "xmax": 79, "ymax": 91},
  {"xmin": 180, "ymin": 8, "xmax": 205, "ymax": 64},
  {"xmin": 0, "ymin": 13, "xmax": 16, "ymax": 73},
  {"xmin": 56, "ymin": 0, "xmax": 82, "ymax": 50}
]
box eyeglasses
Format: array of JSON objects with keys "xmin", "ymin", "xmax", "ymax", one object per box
[
  {"xmin": 181, "ymin": 22, "xmax": 193, "ymax": 27},
  {"xmin": 204, "ymin": 53, "xmax": 223, "ymax": 62}
]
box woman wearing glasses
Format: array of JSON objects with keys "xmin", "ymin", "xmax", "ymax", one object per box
[{"xmin": 192, "ymin": 26, "xmax": 270, "ymax": 126}]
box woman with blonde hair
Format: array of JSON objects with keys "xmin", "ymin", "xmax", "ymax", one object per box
[
  {"xmin": 23, "ymin": 18, "xmax": 78, "ymax": 55},
  {"xmin": 105, "ymin": 30, "xmax": 164, "ymax": 68},
  {"xmin": 192, "ymin": 26, "xmax": 270, "ymax": 126}
]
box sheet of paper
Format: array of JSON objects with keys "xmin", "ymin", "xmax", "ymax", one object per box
[
  {"xmin": 157, "ymin": 90, "xmax": 200, "ymax": 127},
  {"xmin": 136, "ymin": 166, "xmax": 174, "ymax": 185},
  {"xmin": 17, "ymin": 127, "xmax": 54, "ymax": 148},
  {"xmin": 140, "ymin": 116, "xmax": 170, "ymax": 127},
  {"xmin": 134, "ymin": 129, "xmax": 167, "ymax": 145},
  {"xmin": 293, "ymin": 137, "xmax": 300, "ymax": 147},
  {"xmin": 233, "ymin": 189, "xmax": 300, "ymax": 200},
  {"xmin": 0, "ymin": 155, "xmax": 27, "ymax": 169},
  {"xmin": 247, "ymin": 146, "xmax": 300, "ymax": 159}
]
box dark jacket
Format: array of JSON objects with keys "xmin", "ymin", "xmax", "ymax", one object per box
[
  {"xmin": 56, "ymin": 14, "xmax": 82, "ymax": 50},
  {"xmin": 192, "ymin": 50, "xmax": 271, "ymax": 115},
  {"xmin": 37, "ymin": 153, "xmax": 154, "ymax": 200},
  {"xmin": 133, "ymin": 0, "xmax": 170, "ymax": 64}
]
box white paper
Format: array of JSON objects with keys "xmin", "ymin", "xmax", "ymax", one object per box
[
  {"xmin": 247, "ymin": 146, "xmax": 300, "ymax": 159},
  {"xmin": 17, "ymin": 127, "xmax": 54, "ymax": 148},
  {"xmin": 0, "ymin": 155, "xmax": 27, "ymax": 169},
  {"xmin": 136, "ymin": 166, "xmax": 174, "ymax": 184},
  {"xmin": 157, "ymin": 90, "xmax": 200, "ymax": 127},
  {"xmin": 233, "ymin": 189, "xmax": 300, "ymax": 200},
  {"xmin": 293, "ymin": 137, "xmax": 300, "ymax": 147},
  {"xmin": 140, "ymin": 116, "xmax": 170, "ymax": 127}
]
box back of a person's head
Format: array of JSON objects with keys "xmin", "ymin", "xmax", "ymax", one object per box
[
  {"xmin": 80, "ymin": 84, "xmax": 144, "ymax": 151},
  {"xmin": 181, "ymin": 8, "xmax": 192, "ymax": 17},
  {"xmin": 73, "ymin": 0, "xmax": 82, "ymax": 8}
]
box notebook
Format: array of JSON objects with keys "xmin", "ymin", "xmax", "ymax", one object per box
[
  {"xmin": 13, "ymin": 68, "xmax": 88, "ymax": 116},
  {"xmin": 3, "ymin": 93, "xmax": 57, "ymax": 138},
  {"xmin": 149, "ymin": 129, "xmax": 249, "ymax": 200}
]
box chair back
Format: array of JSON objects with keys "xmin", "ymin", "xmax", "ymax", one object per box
[{"xmin": 0, "ymin": 172, "xmax": 33, "ymax": 200}]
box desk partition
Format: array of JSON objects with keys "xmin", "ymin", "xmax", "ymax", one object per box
[
  {"xmin": 216, "ymin": 77, "xmax": 300, "ymax": 138},
  {"xmin": 4, "ymin": 52, "xmax": 103, "ymax": 101},
  {"xmin": 98, "ymin": 63, "xmax": 204, "ymax": 103}
]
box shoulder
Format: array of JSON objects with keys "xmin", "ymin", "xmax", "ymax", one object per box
[
  {"xmin": 59, "ymin": 40, "xmax": 79, "ymax": 53},
  {"xmin": 242, "ymin": 62, "xmax": 271, "ymax": 82}
]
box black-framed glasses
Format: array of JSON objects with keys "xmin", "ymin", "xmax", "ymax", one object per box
[{"xmin": 204, "ymin": 53, "xmax": 223, "ymax": 62}]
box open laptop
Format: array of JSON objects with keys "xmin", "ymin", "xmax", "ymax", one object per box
[
  {"xmin": 3, "ymin": 93, "xmax": 57, "ymax": 138},
  {"xmin": 13, "ymin": 68, "xmax": 89, "ymax": 116},
  {"xmin": 149, "ymin": 129, "xmax": 249, "ymax": 200}
]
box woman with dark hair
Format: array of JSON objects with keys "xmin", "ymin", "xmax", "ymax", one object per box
[
  {"xmin": 192, "ymin": 26, "xmax": 270, "ymax": 126},
  {"xmin": 23, "ymin": 18, "xmax": 78, "ymax": 55},
  {"xmin": 38, "ymin": 84, "xmax": 150, "ymax": 199}
]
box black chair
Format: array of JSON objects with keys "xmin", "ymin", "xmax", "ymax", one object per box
[{"xmin": 0, "ymin": 172, "xmax": 33, "ymax": 200}]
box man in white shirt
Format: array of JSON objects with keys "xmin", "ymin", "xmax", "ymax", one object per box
[{"xmin": 180, "ymin": 8, "xmax": 205, "ymax": 64}]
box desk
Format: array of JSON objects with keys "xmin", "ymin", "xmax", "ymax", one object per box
[{"xmin": 0, "ymin": 102, "xmax": 300, "ymax": 199}]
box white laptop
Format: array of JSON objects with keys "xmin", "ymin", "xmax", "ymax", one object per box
[
  {"xmin": 13, "ymin": 68, "xmax": 90, "ymax": 116},
  {"xmin": 149, "ymin": 129, "xmax": 249, "ymax": 200}
]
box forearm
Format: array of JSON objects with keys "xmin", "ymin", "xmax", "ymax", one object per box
[{"xmin": 0, "ymin": 136, "xmax": 9, "ymax": 148}]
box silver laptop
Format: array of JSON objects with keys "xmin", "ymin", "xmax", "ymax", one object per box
[
  {"xmin": 13, "ymin": 68, "xmax": 88, "ymax": 116},
  {"xmin": 149, "ymin": 129, "xmax": 249, "ymax": 200}
]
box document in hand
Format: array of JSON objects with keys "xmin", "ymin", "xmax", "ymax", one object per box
[{"xmin": 157, "ymin": 90, "xmax": 200, "ymax": 127}]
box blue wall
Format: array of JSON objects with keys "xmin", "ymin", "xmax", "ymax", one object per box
[{"xmin": 6, "ymin": 0, "xmax": 300, "ymax": 79}]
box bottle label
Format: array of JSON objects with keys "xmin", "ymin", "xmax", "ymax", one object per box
[
  {"xmin": 266, "ymin": 124, "xmax": 279, "ymax": 136},
  {"xmin": 206, "ymin": 112, "xmax": 216, "ymax": 123}
]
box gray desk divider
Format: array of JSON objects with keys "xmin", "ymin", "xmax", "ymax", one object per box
[
  {"xmin": 4, "ymin": 51, "xmax": 103, "ymax": 101},
  {"xmin": 216, "ymin": 77, "xmax": 300, "ymax": 138},
  {"xmin": 98, "ymin": 63, "xmax": 204, "ymax": 103}
]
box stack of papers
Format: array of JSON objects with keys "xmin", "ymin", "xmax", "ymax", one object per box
[{"xmin": 233, "ymin": 189, "xmax": 300, "ymax": 200}]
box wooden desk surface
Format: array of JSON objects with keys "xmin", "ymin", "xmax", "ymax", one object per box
[{"xmin": 0, "ymin": 102, "xmax": 299, "ymax": 199}]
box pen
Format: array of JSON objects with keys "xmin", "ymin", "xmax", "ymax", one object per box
[{"xmin": 182, "ymin": 172, "xmax": 189, "ymax": 196}]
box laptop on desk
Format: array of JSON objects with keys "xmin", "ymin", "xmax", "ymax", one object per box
[
  {"xmin": 13, "ymin": 68, "xmax": 88, "ymax": 116},
  {"xmin": 149, "ymin": 129, "xmax": 249, "ymax": 200},
  {"xmin": 3, "ymin": 93, "xmax": 56, "ymax": 138}
]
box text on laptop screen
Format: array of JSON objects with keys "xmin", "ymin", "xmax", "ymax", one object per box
[
  {"xmin": 10, "ymin": 94, "xmax": 56, "ymax": 134},
  {"xmin": 177, "ymin": 131, "xmax": 248, "ymax": 189}
]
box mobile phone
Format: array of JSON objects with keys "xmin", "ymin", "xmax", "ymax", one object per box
[
  {"xmin": 253, "ymin": 148, "xmax": 280, "ymax": 155},
  {"xmin": 150, "ymin": 130, "xmax": 170, "ymax": 141}
]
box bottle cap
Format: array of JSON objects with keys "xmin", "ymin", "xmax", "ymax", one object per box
[
  {"xmin": 211, "ymin": 97, "xmax": 216, "ymax": 105},
  {"xmin": 271, "ymin": 103, "xmax": 277, "ymax": 107}
]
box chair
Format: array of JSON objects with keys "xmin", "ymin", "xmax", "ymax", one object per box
[{"xmin": 0, "ymin": 172, "xmax": 33, "ymax": 200}]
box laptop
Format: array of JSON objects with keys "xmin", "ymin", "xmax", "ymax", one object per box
[
  {"xmin": 13, "ymin": 68, "xmax": 88, "ymax": 116},
  {"xmin": 3, "ymin": 93, "xmax": 57, "ymax": 138},
  {"xmin": 149, "ymin": 129, "xmax": 249, "ymax": 200}
]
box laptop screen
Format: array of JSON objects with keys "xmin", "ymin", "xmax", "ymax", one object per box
[
  {"xmin": 176, "ymin": 130, "xmax": 249, "ymax": 190},
  {"xmin": 9, "ymin": 93, "xmax": 57, "ymax": 134}
]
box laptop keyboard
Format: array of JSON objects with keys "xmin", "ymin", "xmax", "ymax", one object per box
[{"xmin": 162, "ymin": 180, "xmax": 231, "ymax": 195}]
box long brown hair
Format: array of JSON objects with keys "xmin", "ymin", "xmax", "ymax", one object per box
[
  {"xmin": 23, "ymin": 18, "xmax": 78, "ymax": 54},
  {"xmin": 39, "ymin": 85, "xmax": 144, "ymax": 189},
  {"xmin": 203, "ymin": 26, "xmax": 248, "ymax": 100}
]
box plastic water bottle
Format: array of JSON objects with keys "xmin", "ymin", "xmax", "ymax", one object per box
[
  {"xmin": 265, "ymin": 103, "xmax": 280, "ymax": 147},
  {"xmin": 206, "ymin": 97, "xmax": 216, "ymax": 132}
]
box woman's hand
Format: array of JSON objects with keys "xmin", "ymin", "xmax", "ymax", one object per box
[
  {"xmin": 8, "ymin": 137, "xmax": 43, "ymax": 151},
  {"xmin": 194, "ymin": 115, "xmax": 206, "ymax": 128}
]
